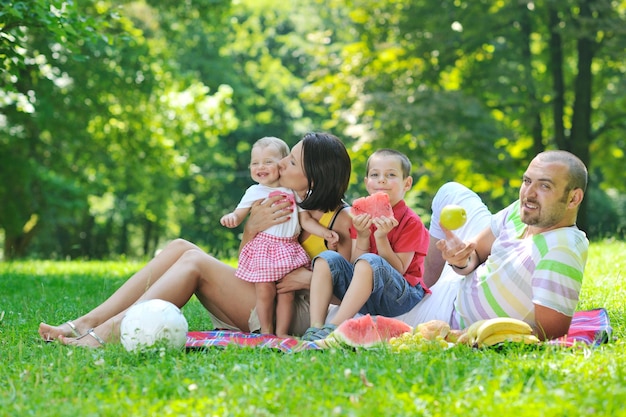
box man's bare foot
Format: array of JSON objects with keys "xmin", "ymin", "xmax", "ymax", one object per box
[
  {"xmin": 39, "ymin": 321, "xmax": 81, "ymax": 341},
  {"xmin": 59, "ymin": 328, "xmax": 106, "ymax": 348}
]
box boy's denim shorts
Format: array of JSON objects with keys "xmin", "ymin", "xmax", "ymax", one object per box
[{"xmin": 313, "ymin": 250, "xmax": 425, "ymax": 317}]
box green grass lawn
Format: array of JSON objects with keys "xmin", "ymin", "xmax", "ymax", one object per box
[{"xmin": 1, "ymin": 240, "xmax": 625, "ymax": 417}]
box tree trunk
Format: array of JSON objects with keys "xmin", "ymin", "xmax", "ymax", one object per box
[
  {"xmin": 547, "ymin": 6, "xmax": 566, "ymax": 150},
  {"xmin": 520, "ymin": 4, "xmax": 545, "ymax": 155},
  {"xmin": 3, "ymin": 223, "xmax": 40, "ymax": 259},
  {"xmin": 569, "ymin": 0, "xmax": 596, "ymax": 233}
]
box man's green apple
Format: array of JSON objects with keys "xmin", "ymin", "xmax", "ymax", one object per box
[{"xmin": 439, "ymin": 204, "xmax": 467, "ymax": 230}]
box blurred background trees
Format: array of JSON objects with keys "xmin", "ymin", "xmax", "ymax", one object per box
[{"xmin": 1, "ymin": 0, "xmax": 625, "ymax": 260}]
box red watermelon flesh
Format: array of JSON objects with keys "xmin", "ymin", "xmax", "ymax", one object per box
[
  {"xmin": 375, "ymin": 315, "xmax": 413, "ymax": 340},
  {"xmin": 332, "ymin": 314, "xmax": 412, "ymax": 348},
  {"xmin": 351, "ymin": 192, "xmax": 394, "ymax": 219}
]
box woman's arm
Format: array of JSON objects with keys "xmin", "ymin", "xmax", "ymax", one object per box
[{"xmin": 239, "ymin": 194, "xmax": 292, "ymax": 252}]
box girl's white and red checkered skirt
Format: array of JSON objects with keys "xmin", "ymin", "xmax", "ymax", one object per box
[{"xmin": 236, "ymin": 232, "xmax": 311, "ymax": 283}]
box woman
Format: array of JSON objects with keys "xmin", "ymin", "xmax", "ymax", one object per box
[{"xmin": 38, "ymin": 132, "xmax": 352, "ymax": 347}]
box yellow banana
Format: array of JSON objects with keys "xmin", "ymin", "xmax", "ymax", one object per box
[
  {"xmin": 478, "ymin": 333, "xmax": 540, "ymax": 348},
  {"xmin": 475, "ymin": 317, "xmax": 533, "ymax": 345},
  {"xmin": 464, "ymin": 319, "xmax": 488, "ymax": 345}
]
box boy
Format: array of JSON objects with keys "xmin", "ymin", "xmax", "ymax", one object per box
[{"xmin": 302, "ymin": 149, "xmax": 430, "ymax": 341}]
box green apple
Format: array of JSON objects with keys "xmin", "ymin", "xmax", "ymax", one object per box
[{"xmin": 439, "ymin": 204, "xmax": 467, "ymax": 230}]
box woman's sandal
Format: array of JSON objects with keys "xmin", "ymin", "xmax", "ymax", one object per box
[
  {"xmin": 65, "ymin": 321, "xmax": 81, "ymax": 337},
  {"xmin": 75, "ymin": 328, "xmax": 106, "ymax": 347}
]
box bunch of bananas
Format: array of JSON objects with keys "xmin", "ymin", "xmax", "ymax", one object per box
[{"xmin": 458, "ymin": 317, "xmax": 540, "ymax": 348}]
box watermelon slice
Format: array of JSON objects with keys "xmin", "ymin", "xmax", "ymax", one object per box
[
  {"xmin": 320, "ymin": 314, "xmax": 412, "ymax": 349},
  {"xmin": 351, "ymin": 192, "xmax": 394, "ymax": 219}
]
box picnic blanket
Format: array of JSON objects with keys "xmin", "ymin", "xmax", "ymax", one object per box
[
  {"xmin": 185, "ymin": 330, "xmax": 321, "ymax": 353},
  {"xmin": 547, "ymin": 307, "xmax": 612, "ymax": 347},
  {"xmin": 185, "ymin": 308, "xmax": 612, "ymax": 352}
]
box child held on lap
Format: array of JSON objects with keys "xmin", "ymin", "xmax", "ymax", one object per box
[
  {"xmin": 303, "ymin": 149, "xmax": 430, "ymax": 341},
  {"xmin": 220, "ymin": 137, "xmax": 339, "ymax": 338}
]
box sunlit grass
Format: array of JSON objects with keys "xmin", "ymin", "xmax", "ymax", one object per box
[{"xmin": 0, "ymin": 240, "xmax": 624, "ymax": 416}]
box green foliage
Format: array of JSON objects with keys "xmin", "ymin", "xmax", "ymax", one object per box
[
  {"xmin": 313, "ymin": 0, "xmax": 626, "ymax": 223},
  {"xmin": 586, "ymin": 184, "xmax": 626, "ymax": 239},
  {"xmin": 1, "ymin": 0, "xmax": 625, "ymax": 259},
  {"xmin": 0, "ymin": 240, "xmax": 625, "ymax": 416}
]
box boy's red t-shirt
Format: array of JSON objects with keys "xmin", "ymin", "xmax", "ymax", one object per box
[{"xmin": 349, "ymin": 200, "xmax": 430, "ymax": 291}]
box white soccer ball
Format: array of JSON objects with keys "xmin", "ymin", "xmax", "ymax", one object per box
[{"xmin": 120, "ymin": 299, "xmax": 188, "ymax": 353}]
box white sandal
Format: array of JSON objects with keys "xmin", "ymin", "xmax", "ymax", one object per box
[
  {"xmin": 65, "ymin": 321, "xmax": 80, "ymax": 337},
  {"xmin": 75, "ymin": 328, "xmax": 106, "ymax": 347}
]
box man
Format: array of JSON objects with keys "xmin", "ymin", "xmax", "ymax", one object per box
[{"xmin": 396, "ymin": 150, "xmax": 588, "ymax": 340}]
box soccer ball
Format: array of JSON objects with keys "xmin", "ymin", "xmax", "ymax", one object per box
[{"xmin": 120, "ymin": 299, "xmax": 188, "ymax": 353}]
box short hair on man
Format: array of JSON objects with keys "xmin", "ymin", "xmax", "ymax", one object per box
[{"xmin": 536, "ymin": 150, "xmax": 588, "ymax": 193}]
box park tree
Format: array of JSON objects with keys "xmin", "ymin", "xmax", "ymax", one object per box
[
  {"xmin": 306, "ymin": 0, "xmax": 626, "ymax": 234},
  {"xmin": 2, "ymin": 0, "xmax": 624, "ymax": 259},
  {"xmin": 0, "ymin": 0, "xmax": 237, "ymax": 259},
  {"xmin": 0, "ymin": 0, "xmax": 111, "ymax": 258}
]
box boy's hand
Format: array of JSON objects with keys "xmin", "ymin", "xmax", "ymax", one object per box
[
  {"xmin": 372, "ymin": 216, "xmax": 399, "ymax": 238},
  {"xmin": 352, "ymin": 213, "xmax": 373, "ymax": 236}
]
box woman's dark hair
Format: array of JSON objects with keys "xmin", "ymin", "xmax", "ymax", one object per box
[{"xmin": 299, "ymin": 132, "xmax": 351, "ymax": 212}]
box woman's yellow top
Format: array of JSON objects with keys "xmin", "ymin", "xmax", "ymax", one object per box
[{"xmin": 300, "ymin": 205, "xmax": 347, "ymax": 258}]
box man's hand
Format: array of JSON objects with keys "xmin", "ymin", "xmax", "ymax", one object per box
[{"xmin": 436, "ymin": 227, "xmax": 475, "ymax": 268}]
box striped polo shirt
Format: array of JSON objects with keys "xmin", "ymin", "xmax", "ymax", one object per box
[{"xmin": 453, "ymin": 200, "xmax": 589, "ymax": 329}]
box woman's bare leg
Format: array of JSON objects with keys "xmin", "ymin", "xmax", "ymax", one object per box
[
  {"xmin": 39, "ymin": 239, "xmax": 199, "ymax": 341},
  {"xmin": 58, "ymin": 247, "xmax": 258, "ymax": 347},
  {"xmin": 39, "ymin": 239, "xmax": 255, "ymax": 341}
]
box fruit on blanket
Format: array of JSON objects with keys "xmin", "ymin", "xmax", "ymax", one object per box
[
  {"xmin": 415, "ymin": 320, "xmax": 451, "ymax": 340},
  {"xmin": 121, "ymin": 299, "xmax": 188, "ymax": 353},
  {"xmin": 463, "ymin": 319, "xmax": 488, "ymax": 345},
  {"xmin": 322, "ymin": 314, "xmax": 412, "ymax": 349},
  {"xmin": 351, "ymin": 192, "xmax": 394, "ymax": 219},
  {"xmin": 474, "ymin": 317, "xmax": 533, "ymax": 344},
  {"xmin": 375, "ymin": 315, "xmax": 413, "ymax": 340},
  {"xmin": 445, "ymin": 329, "xmax": 465, "ymax": 344},
  {"xmin": 389, "ymin": 329, "xmax": 451, "ymax": 352},
  {"xmin": 478, "ymin": 333, "xmax": 540, "ymax": 348},
  {"xmin": 439, "ymin": 204, "xmax": 467, "ymax": 230}
]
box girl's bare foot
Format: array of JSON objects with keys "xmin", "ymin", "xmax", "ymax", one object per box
[{"xmin": 39, "ymin": 321, "xmax": 82, "ymax": 341}]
